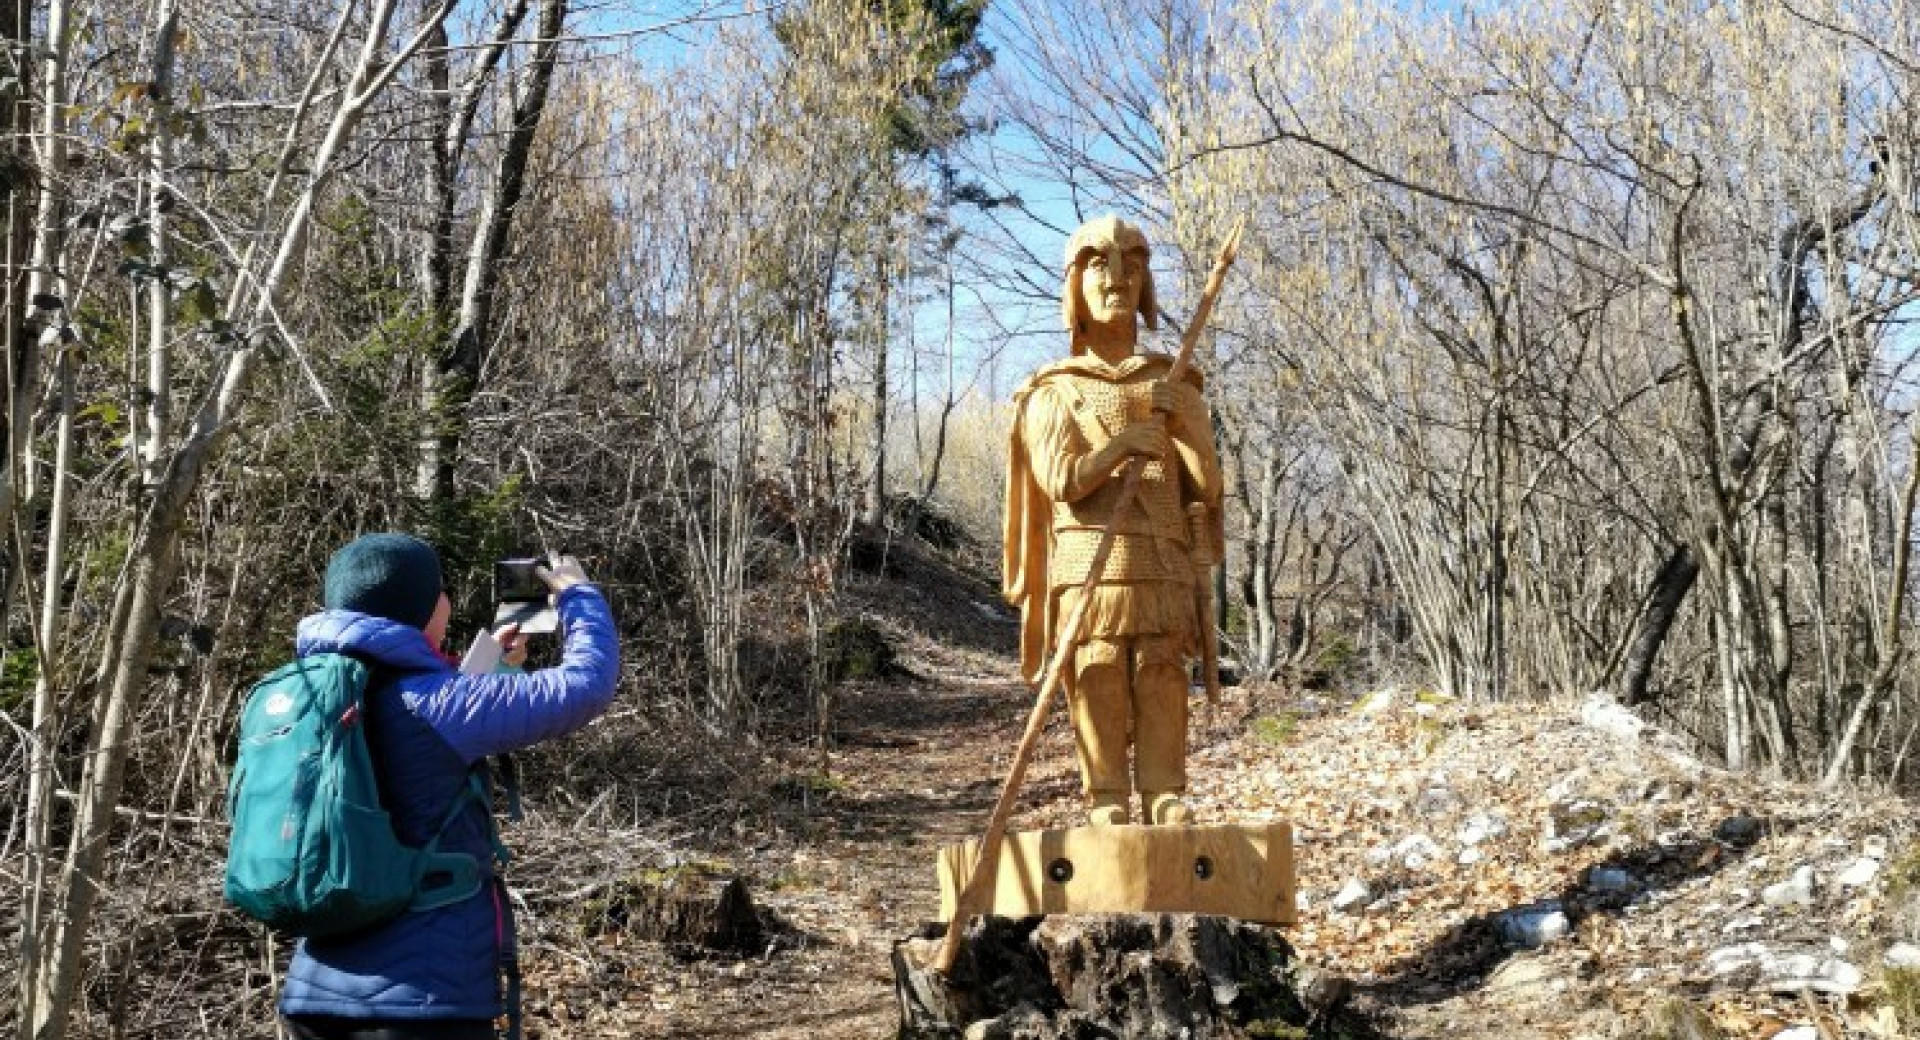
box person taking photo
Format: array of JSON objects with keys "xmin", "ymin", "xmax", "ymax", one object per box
[{"xmin": 277, "ymin": 533, "xmax": 619, "ymax": 1040}]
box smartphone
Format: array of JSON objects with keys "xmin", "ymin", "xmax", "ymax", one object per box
[
  {"xmin": 492, "ymin": 557, "xmax": 558, "ymax": 634},
  {"xmin": 494, "ymin": 558, "xmax": 548, "ymax": 603}
]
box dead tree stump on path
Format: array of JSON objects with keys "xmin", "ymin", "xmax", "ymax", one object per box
[
  {"xmin": 580, "ymin": 870, "xmax": 763, "ymax": 953},
  {"xmin": 893, "ymin": 914, "xmax": 1371, "ymax": 1039}
]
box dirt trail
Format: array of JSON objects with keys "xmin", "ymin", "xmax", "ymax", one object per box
[{"xmin": 521, "ymin": 620, "xmax": 1086, "ymax": 1039}]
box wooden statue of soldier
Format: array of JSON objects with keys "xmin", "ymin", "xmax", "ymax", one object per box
[{"xmin": 1003, "ymin": 215, "xmax": 1224, "ymax": 827}]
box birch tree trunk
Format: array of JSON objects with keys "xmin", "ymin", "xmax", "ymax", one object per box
[
  {"xmin": 14, "ymin": 0, "xmax": 72, "ymax": 1024},
  {"xmin": 141, "ymin": 0, "xmax": 178, "ymax": 485}
]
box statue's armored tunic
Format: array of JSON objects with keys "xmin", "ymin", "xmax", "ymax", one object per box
[{"xmin": 1004, "ymin": 352, "xmax": 1222, "ymax": 821}]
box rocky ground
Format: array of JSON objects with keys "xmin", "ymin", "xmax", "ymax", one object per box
[
  {"xmin": 24, "ymin": 541, "xmax": 1920, "ymax": 1038},
  {"xmin": 503, "ymin": 592, "xmax": 1920, "ymax": 1039},
  {"xmin": 1197, "ymin": 687, "xmax": 1920, "ymax": 1038}
]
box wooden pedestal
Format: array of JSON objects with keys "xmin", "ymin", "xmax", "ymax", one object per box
[{"xmin": 936, "ymin": 822, "xmax": 1296, "ymax": 925}]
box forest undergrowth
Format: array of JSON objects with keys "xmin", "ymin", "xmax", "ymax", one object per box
[{"xmin": 6, "ymin": 536, "xmax": 1918, "ymax": 1039}]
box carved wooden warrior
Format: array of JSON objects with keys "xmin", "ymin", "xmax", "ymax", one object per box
[{"xmin": 1003, "ymin": 215, "xmax": 1225, "ymax": 826}]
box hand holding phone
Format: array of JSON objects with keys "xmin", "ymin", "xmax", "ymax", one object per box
[
  {"xmin": 493, "ymin": 556, "xmax": 561, "ymax": 634},
  {"xmin": 537, "ymin": 554, "xmax": 587, "ymax": 593}
]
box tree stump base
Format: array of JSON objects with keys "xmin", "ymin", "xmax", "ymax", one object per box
[
  {"xmin": 893, "ymin": 914, "xmax": 1369, "ymax": 1039},
  {"xmin": 580, "ymin": 869, "xmax": 762, "ymax": 953}
]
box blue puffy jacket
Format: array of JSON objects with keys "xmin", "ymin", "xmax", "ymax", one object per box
[{"xmin": 278, "ymin": 583, "xmax": 620, "ymax": 1020}]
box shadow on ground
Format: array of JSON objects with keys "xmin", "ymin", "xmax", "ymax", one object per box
[{"xmin": 1356, "ymin": 813, "xmax": 1783, "ymax": 1011}]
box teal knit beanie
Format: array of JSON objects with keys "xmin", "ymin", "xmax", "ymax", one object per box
[{"xmin": 323, "ymin": 533, "xmax": 444, "ymax": 629}]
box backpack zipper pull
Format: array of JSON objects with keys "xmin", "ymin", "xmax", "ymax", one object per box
[{"xmin": 340, "ymin": 704, "xmax": 360, "ymax": 727}]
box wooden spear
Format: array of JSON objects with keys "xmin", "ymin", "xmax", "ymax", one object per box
[{"xmin": 933, "ymin": 219, "xmax": 1245, "ymax": 975}]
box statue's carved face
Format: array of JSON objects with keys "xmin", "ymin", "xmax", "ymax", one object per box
[
  {"xmin": 1078, "ymin": 244, "xmax": 1148, "ymax": 327},
  {"xmin": 1062, "ymin": 216, "xmax": 1156, "ymax": 347}
]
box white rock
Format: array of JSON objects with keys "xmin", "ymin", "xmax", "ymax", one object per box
[
  {"xmin": 1706, "ymin": 942, "xmax": 1770, "ymax": 977},
  {"xmin": 1710, "ymin": 941, "xmax": 1862, "ymax": 995},
  {"xmin": 1331, "ymin": 878, "xmax": 1371, "ymax": 913},
  {"xmin": 1498, "ymin": 907, "xmax": 1570, "ymax": 949},
  {"xmin": 1393, "ymin": 833, "xmax": 1442, "ymax": 869},
  {"xmin": 1354, "ymin": 689, "xmax": 1398, "ymax": 715},
  {"xmin": 1886, "ymin": 942, "xmax": 1920, "ymax": 968},
  {"xmin": 1580, "ymin": 692, "xmax": 1647, "ymax": 741},
  {"xmin": 1457, "ymin": 848, "xmax": 1484, "ymax": 866},
  {"xmin": 1458, "ymin": 813, "xmax": 1509, "ymax": 847},
  {"xmin": 1864, "ymin": 835, "xmax": 1890, "ymax": 860},
  {"xmin": 1761, "ymin": 953, "xmax": 1861, "ymax": 995},
  {"xmin": 1364, "ymin": 845, "xmax": 1392, "ymax": 867},
  {"xmin": 1587, "ymin": 867, "xmax": 1640, "ymax": 895},
  {"xmin": 1830, "ymin": 936, "xmax": 1850, "ymax": 955},
  {"xmin": 1837, "ymin": 856, "xmax": 1881, "ymax": 889},
  {"xmin": 1485, "ymin": 955, "xmax": 1559, "ymax": 992},
  {"xmin": 1490, "ymin": 764, "xmax": 1517, "ymax": 785},
  {"xmin": 1295, "ymin": 891, "xmax": 1312, "ymax": 913},
  {"xmin": 1721, "ymin": 915, "xmax": 1764, "ymax": 934},
  {"xmin": 1761, "ymin": 865, "xmax": 1816, "ymax": 908},
  {"xmin": 1771, "ymin": 1029, "xmax": 1818, "ymax": 1040}
]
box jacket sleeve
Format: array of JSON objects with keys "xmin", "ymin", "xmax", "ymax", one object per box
[{"xmin": 409, "ymin": 584, "xmax": 622, "ymax": 763}]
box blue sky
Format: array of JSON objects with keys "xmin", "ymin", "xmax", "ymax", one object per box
[{"xmin": 564, "ymin": 0, "xmax": 1355, "ymax": 402}]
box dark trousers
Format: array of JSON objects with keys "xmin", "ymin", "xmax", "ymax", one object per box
[{"xmin": 283, "ymin": 1016, "xmax": 494, "ymax": 1040}]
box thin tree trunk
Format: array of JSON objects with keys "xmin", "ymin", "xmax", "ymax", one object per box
[
  {"xmin": 1250, "ymin": 455, "xmax": 1281, "ymax": 677},
  {"xmin": 14, "ymin": 0, "xmax": 71, "ymax": 1025},
  {"xmin": 1822, "ymin": 414, "xmax": 1920, "ymax": 787},
  {"xmin": 419, "ymin": 19, "xmax": 454, "ymax": 317},
  {"xmin": 142, "ymin": 0, "xmax": 179, "ymax": 483},
  {"xmin": 418, "ymin": 0, "xmax": 568, "ymax": 507},
  {"xmin": 865, "ymin": 241, "xmax": 888, "ymax": 528},
  {"xmin": 1620, "ymin": 543, "xmax": 1699, "ymax": 707},
  {"xmin": 0, "ymin": 0, "xmax": 28, "ymax": 614}
]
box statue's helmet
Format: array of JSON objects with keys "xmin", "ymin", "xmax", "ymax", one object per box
[{"xmin": 1062, "ymin": 215, "xmax": 1157, "ymax": 353}]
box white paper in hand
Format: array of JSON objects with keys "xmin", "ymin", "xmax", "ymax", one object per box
[{"xmin": 460, "ymin": 629, "xmax": 505, "ymax": 675}]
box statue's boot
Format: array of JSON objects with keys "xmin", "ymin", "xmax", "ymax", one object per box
[
  {"xmin": 1088, "ymin": 794, "xmax": 1131, "ymax": 826},
  {"xmin": 1145, "ymin": 791, "xmax": 1191, "ymax": 825},
  {"xmin": 1069, "ymin": 640, "xmax": 1134, "ymax": 825},
  {"xmin": 1134, "ymin": 637, "xmax": 1191, "ymax": 826}
]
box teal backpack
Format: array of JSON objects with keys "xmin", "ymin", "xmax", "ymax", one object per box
[{"xmin": 224, "ymin": 653, "xmax": 489, "ymax": 938}]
